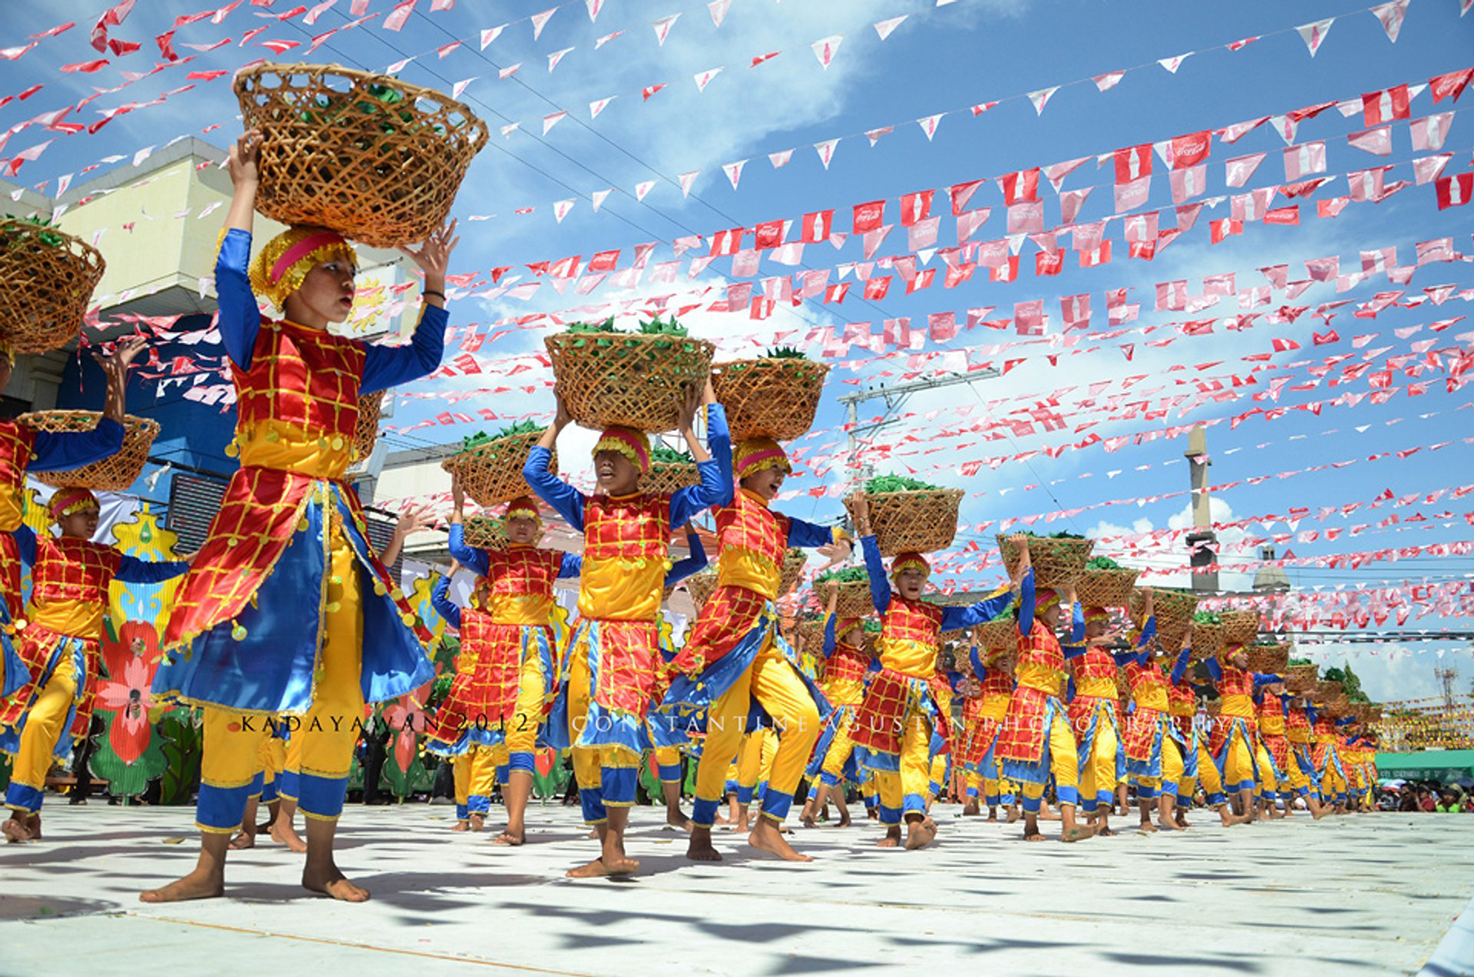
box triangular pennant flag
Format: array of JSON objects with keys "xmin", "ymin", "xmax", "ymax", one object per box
[
  {"xmin": 1371, "ymin": 0, "xmax": 1409, "ymax": 42},
  {"xmin": 642, "ymin": 83, "xmax": 666, "ymax": 100},
  {"xmin": 595, "ymin": 30, "xmax": 623, "ymax": 48},
  {"xmin": 530, "ymin": 7, "xmax": 556, "ymax": 40},
  {"xmin": 874, "ymin": 15, "xmax": 906, "ymax": 40},
  {"xmin": 1296, "ymin": 17, "xmax": 1333, "ymax": 57},
  {"xmin": 812, "ymin": 34, "xmax": 842, "ymax": 70},
  {"xmin": 589, "ymin": 95, "xmax": 615, "ymax": 119},
  {"xmin": 652, "ymin": 13, "xmax": 680, "ymax": 45},
  {"xmin": 769, "ymin": 148, "xmax": 793, "ymax": 168},
  {"xmin": 498, "ymin": 62, "xmax": 521, "ymax": 79},
  {"xmin": 708, "ymin": 0, "xmax": 732, "ymax": 28},
  {"xmin": 694, "ymin": 66, "xmax": 723, "ymax": 91},
  {"xmin": 479, "ymin": 25, "xmax": 505, "ymax": 48},
  {"xmin": 1044, "ymin": 156, "xmax": 1089, "ymax": 191},
  {"xmin": 451, "ymin": 77, "xmax": 476, "ymax": 99},
  {"xmin": 678, "ymin": 170, "xmax": 699, "ymax": 196},
  {"xmin": 542, "ymin": 110, "xmax": 567, "ymax": 135},
  {"xmin": 547, "ymin": 47, "xmax": 573, "ymax": 72},
  {"xmin": 499, "ymin": 122, "xmax": 520, "ymax": 138},
  {"xmin": 866, "ymin": 126, "xmax": 893, "ymax": 146},
  {"xmin": 1158, "ymin": 52, "xmax": 1191, "ymax": 73},
  {"xmin": 722, "ymin": 159, "xmax": 746, "ymax": 189},
  {"xmin": 591, "ymin": 188, "xmax": 612, "ymax": 212},
  {"xmin": 1094, "ymin": 71, "xmax": 1124, "ymax": 92},
  {"xmin": 585, "ymin": 0, "xmax": 604, "ymax": 23},
  {"xmin": 553, "ymin": 199, "xmax": 574, "ymax": 223},
  {"xmin": 916, "ymin": 114, "xmax": 942, "ymax": 141},
  {"xmin": 635, "ymin": 180, "xmax": 655, "ymax": 201},
  {"xmin": 1028, "ymin": 86, "xmax": 1058, "ymax": 115},
  {"xmin": 814, "ymin": 138, "xmax": 839, "ymax": 169}
]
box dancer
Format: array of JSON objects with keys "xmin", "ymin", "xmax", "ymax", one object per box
[
  {"xmin": 144, "ymin": 128, "xmax": 455, "ymax": 903},
  {"xmin": 1121, "ymin": 603, "xmax": 1191, "ymax": 833},
  {"xmin": 2, "ymin": 488, "xmax": 190, "ymax": 840},
  {"xmin": 1, "ymin": 338, "xmax": 138, "ymax": 699},
  {"xmin": 849, "ymin": 501, "xmax": 1019, "ymax": 850},
  {"xmin": 1204, "ymin": 642, "xmax": 1278, "ymax": 822},
  {"xmin": 965, "ymin": 638, "xmax": 1020, "ymax": 823},
  {"xmin": 1254, "ymin": 676, "xmax": 1292, "ymax": 819},
  {"xmin": 994, "ymin": 536, "xmax": 1094, "ymax": 844},
  {"xmin": 649, "ymin": 525, "xmax": 710, "ymax": 832},
  {"xmin": 662, "ymin": 437, "xmax": 848, "ymax": 863},
  {"xmin": 1063, "ymin": 593, "xmax": 1143, "ymax": 837},
  {"xmin": 800, "ymin": 582, "xmax": 875, "ymax": 829},
  {"xmin": 524, "ymin": 382, "xmax": 730, "ymax": 877}
]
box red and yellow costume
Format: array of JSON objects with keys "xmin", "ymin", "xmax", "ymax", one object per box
[{"xmin": 1065, "ymin": 608, "xmax": 1126, "ymax": 813}]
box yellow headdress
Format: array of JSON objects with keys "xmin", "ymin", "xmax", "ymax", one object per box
[{"xmin": 247, "ymin": 226, "xmax": 359, "ymax": 310}]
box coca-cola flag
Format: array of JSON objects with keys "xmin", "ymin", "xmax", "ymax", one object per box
[
  {"xmin": 852, "ymin": 200, "xmax": 885, "ymax": 233},
  {"xmin": 1348, "ymin": 126, "xmax": 1392, "ymax": 156},
  {"xmin": 1411, "ymin": 113, "xmax": 1453, "ymax": 151},
  {"xmin": 1283, "ymin": 141, "xmax": 1327, "ymax": 180},
  {"xmin": 1225, "ymin": 152, "xmax": 1265, "ymax": 187},
  {"xmin": 1362, "ymin": 85, "xmax": 1410, "ymax": 125},
  {"xmin": 1114, "ymin": 145, "xmax": 1153, "ymax": 183},
  {"xmin": 900, "ymin": 189, "xmax": 933, "ymax": 227},
  {"xmin": 801, "ymin": 210, "xmax": 833, "ymax": 243},
  {"xmin": 1436, "ymin": 173, "xmax": 1472, "ymax": 209},
  {"xmin": 999, "ymin": 168, "xmax": 1040, "ymax": 204},
  {"xmin": 1168, "ymin": 131, "xmax": 1212, "ymax": 169}
]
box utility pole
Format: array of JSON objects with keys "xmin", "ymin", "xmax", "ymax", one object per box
[
  {"xmin": 1184, "ymin": 424, "xmax": 1219, "ymax": 593},
  {"xmin": 1435, "ymin": 666, "xmax": 1458, "ymax": 710},
  {"xmin": 834, "ymin": 369, "xmax": 1001, "ymax": 489}
]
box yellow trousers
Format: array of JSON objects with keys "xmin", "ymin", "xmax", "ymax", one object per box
[
  {"xmin": 873, "ymin": 712, "xmax": 934, "ymax": 823},
  {"xmin": 453, "ymin": 753, "xmax": 472, "ymax": 819},
  {"xmin": 928, "ymin": 753, "xmax": 948, "ymax": 799},
  {"xmin": 691, "ymin": 641, "xmax": 820, "ymax": 826},
  {"xmin": 196, "ymin": 527, "xmax": 364, "ymax": 832},
  {"xmin": 504, "ymin": 646, "xmax": 548, "ymax": 758},
  {"xmin": 1255, "ymin": 744, "xmax": 1279, "ymax": 799},
  {"xmin": 819, "ymin": 709, "xmax": 858, "ymax": 784},
  {"xmin": 564, "ymin": 646, "xmax": 640, "ymax": 824},
  {"xmin": 3, "ymin": 649, "xmax": 78, "ymax": 815},
  {"xmin": 1018, "ymin": 712, "xmax": 1080, "ymax": 814},
  {"xmin": 1221, "ymin": 727, "xmax": 1255, "ymax": 793},
  {"xmin": 1078, "ymin": 708, "xmax": 1119, "ymax": 811},
  {"xmin": 1135, "ymin": 737, "xmax": 1184, "ymax": 800}
]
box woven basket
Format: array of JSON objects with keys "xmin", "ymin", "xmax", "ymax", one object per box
[
  {"xmin": 234, "ymin": 63, "xmax": 488, "ymax": 248},
  {"xmin": 0, "ymin": 220, "xmax": 106, "ymax": 355},
  {"xmin": 640, "ymin": 459, "xmax": 699, "ymax": 495},
  {"xmin": 998, "ymin": 535, "xmax": 1094, "ymax": 591},
  {"xmin": 1191, "ymin": 621, "xmax": 1225, "ymax": 661},
  {"xmin": 545, "ymin": 331, "xmax": 716, "ymax": 433},
  {"xmin": 1129, "ymin": 588, "xmax": 1198, "ymax": 653},
  {"xmin": 778, "ymin": 549, "xmax": 807, "ymax": 597},
  {"xmin": 794, "ymin": 619, "xmax": 825, "ymax": 652},
  {"xmin": 353, "ymin": 390, "xmax": 385, "ymax": 461},
  {"xmin": 710, "ymin": 357, "xmax": 830, "ymax": 441},
  {"xmin": 1206, "ymin": 699, "xmax": 1222, "ymax": 717},
  {"xmin": 441, "ymin": 430, "xmax": 556, "ymax": 508},
  {"xmin": 1077, "ymin": 568, "xmax": 1138, "ymax": 609},
  {"xmin": 1221, "ymin": 610, "xmax": 1260, "ymax": 645},
  {"xmin": 1324, "ymin": 694, "xmax": 1350, "ymax": 717},
  {"xmin": 461, "ymin": 516, "xmax": 508, "ymax": 551},
  {"xmin": 685, "ymin": 570, "xmax": 719, "ymax": 611},
  {"xmin": 1115, "ymin": 666, "xmax": 1131, "ymax": 699},
  {"xmin": 975, "ymin": 617, "xmax": 1015, "ymax": 652},
  {"xmin": 848, "ymin": 489, "xmax": 965, "ymax": 558},
  {"xmin": 1246, "ymin": 643, "xmax": 1290, "ymax": 675},
  {"xmin": 1285, "ymin": 663, "xmax": 1318, "ymax": 694},
  {"xmin": 21, "ymin": 411, "xmax": 158, "ymax": 491},
  {"xmin": 814, "ymin": 579, "xmax": 873, "ymax": 622}
]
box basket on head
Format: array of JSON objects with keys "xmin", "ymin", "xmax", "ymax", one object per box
[
  {"xmin": 1077, "ymin": 567, "xmax": 1139, "ymax": 609},
  {"xmin": 974, "ymin": 616, "xmax": 1016, "ymax": 652},
  {"xmin": 711, "ymin": 357, "xmax": 830, "ymax": 441},
  {"xmin": 794, "ymin": 618, "xmax": 825, "ymax": 652},
  {"xmin": 1221, "ymin": 610, "xmax": 1260, "ymax": 645},
  {"xmin": 1285, "ymin": 663, "xmax": 1318, "ymax": 694},
  {"xmin": 353, "ymin": 389, "xmax": 385, "ymax": 462},
  {"xmin": 1313, "ymin": 680, "xmax": 1343, "ymax": 707},
  {"xmin": 814, "ymin": 579, "xmax": 873, "ymax": 622},
  {"xmin": 1206, "ymin": 698, "xmax": 1223, "ymax": 717},
  {"xmin": 461, "ymin": 516, "xmax": 508, "ymax": 551},
  {"xmin": 1246, "ymin": 643, "xmax": 1290, "ymax": 675},
  {"xmin": 1129, "ymin": 588, "xmax": 1198, "ymax": 653},
  {"xmin": 639, "ymin": 458, "xmax": 699, "ymax": 495},
  {"xmin": 1190, "ymin": 620, "xmax": 1225, "ymax": 661},
  {"xmin": 685, "ymin": 570, "xmax": 719, "ymax": 611},
  {"xmin": 21, "ymin": 411, "xmax": 159, "ymax": 491},
  {"xmin": 545, "ymin": 331, "xmax": 716, "ymax": 433},
  {"xmin": 997, "ymin": 535, "xmax": 1094, "ymax": 591},
  {"xmin": 778, "ymin": 549, "xmax": 807, "ymax": 597},
  {"xmin": 848, "ymin": 489, "xmax": 964, "ymax": 558},
  {"xmin": 233, "ymin": 63, "xmax": 489, "ymax": 248},
  {"xmin": 441, "ymin": 429, "xmax": 556, "ymax": 508},
  {"xmin": 0, "ymin": 220, "xmax": 106, "ymax": 355}
]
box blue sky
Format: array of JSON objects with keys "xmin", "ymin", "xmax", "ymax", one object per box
[{"xmin": 3, "ymin": 0, "xmax": 1473, "ymax": 702}]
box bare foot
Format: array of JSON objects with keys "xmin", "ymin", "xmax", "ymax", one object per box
[
  {"xmin": 140, "ymin": 869, "xmax": 225, "ymax": 903},
  {"xmin": 985, "ymin": 813, "xmax": 998, "ymax": 822},
  {"xmin": 491, "ymin": 829, "xmax": 524, "ymax": 846},
  {"xmin": 748, "ymin": 819, "xmax": 813, "ymax": 862},
  {"xmin": 27, "ymin": 814, "xmax": 41, "ymax": 840},
  {"xmin": 468, "ymin": 813, "xmax": 485, "ymax": 833},
  {"xmin": 303, "ymin": 866, "xmax": 370, "ymax": 902},
  {"xmin": 1097, "ymin": 825, "xmax": 1115, "ymax": 837},
  {"xmin": 1061, "ymin": 824, "xmax": 1095, "ymax": 843},
  {"xmin": 1005, "ymin": 808, "xmax": 1021, "ymax": 824},
  {"xmin": 904, "ymin": 820, "xmax": 937, "ymax": 850},
  {"xmin": 1023, "ymin": 830, "xmax": 1046, "ymax": 842},
  {"xmin": 1159, "ymin": 817, "xmax": 1185, "ymax": 832},
  {"xmin": 451, "ymin": 821, "xmax": 469, "ymax": 832},
  {"xmin": 686, "ymin": 827, "xmax": 723, "ymax": 862},
  {"xmin": 270, "ymin": 821, "xmax": 307, "ymax": 853},
  {"xmin": 228, "ymin": 830, "xmax": 256, "ymax": 850},
  {"xmin": 1138, "ymin": 820, "xmax": 1159, "ymax": 833},
  {"xmin": 665, "ymin": 811, "xmax": 693, "ymax": 833},
  {"xmin": 866, "ymin": 807, "xmax": 880, "ymax": 821},
  {"xmin": 837, "ymin": 812, "xmax": 852, "ymax": 828},
  {"xmin": 876, "ymin": 827, "xmax": 901, "ymax": 848},
  {"xmin": 800, "ymin": 814, "xmax": 818, "ymax": 829},
  {"xmin": 3, "ymin": 818, "xmax": 32, "ymax": 844},
  {"xmin": 962, "ymin": 801, "xmax": 980, "ymax": 817}
]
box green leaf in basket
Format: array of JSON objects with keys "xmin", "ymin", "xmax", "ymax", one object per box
[
  {"xmin": 1288, "ymin": 657, "xmax": 1313, "ymax": 666},
  {"xmin": 816, "ymin": 566, "xmax": 870, "ymax": 583},
  {"xmin": 862, "ymin": 619, "xmax": 882, "ymax": 633},
  {"xmin": 763, "ymin": 346, "xmax": 808, "ymax": 359},
  {"xmin": 649, "ymin": 445, "xmax": 694, "ymax": 465},
  {"xmin": 564, "ymin": 318, "xmax": 621, "ymax": 334},
  {"xmin": 1085, "ymin": 556, "xmax": 1124, "ymax": 570},
  {"xmin": 864, "ymin": 474, "xmax": 943, "ymax": 494},
  {"xmin": 1192, "ymin": 611, "xmax": 1222, "ymax": 625},
  {"xmin": 637, "ymin": 314, "xmax": 689, "ymax": 337}
]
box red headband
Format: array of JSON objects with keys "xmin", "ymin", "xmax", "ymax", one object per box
[{"xmin": 271, "ymin": 230, "xmax": 349, "ymax": 284}]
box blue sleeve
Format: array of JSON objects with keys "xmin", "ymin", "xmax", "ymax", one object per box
[
  {"xmin": 1070, "ymin": 601, "xmax": 1085, "ymax": 643},
  {"xmin": 216, "ymin": 228, "xmax": 262, "ymax": 370},
  {"xmin": 524, "ymin": 445, "xmax": 585, "ymax": 532},
  {"xmin": 970, "ymin": 647, "xmax": 986, "ymax": 680},
  {"xmin": 939, "ymin": 588, "xmax": 1014, "ymax": 632},
  {"xmin": 664, "ymin": 546, "xmax": 707, "ymax": 587},
  {"xmin": 1252, "ymin": 672, "xmax": 1279, "ymax": 689},
  {"xmin": 785, "ymin": 515, "xmax": 841, "ymax": 550},
  {"xmin": 430, "ymin": 575, "xmax": 461, "ymax": 630},
  {"xmin": 860, "ymin": 534, "xmax": 890, "ymax": 614},
  {"xmin": 669, "ymin": 406, "xmax": 734, "ymax": 525},
  {"xmin": 823, "ymin": 613, "xmax": 837, "ymax": 659},
  {"xmin": 1066, "ymin": 675, "xmax": 1076, "ymax": 701},
  {"xmin": 13, "ymin": 524, "xmax": 36, "ymax": 564},
  {"xmin": 558, "ymin": 552, "xmax": 582, "ymax": 579},
  {"xmin": 29, "ymin": 419, "xmax": 125, "ymax": 473},
  {"xmin": 116, "ymin": 556, "xmax": 190, "ymax": 584},
  {"xmin": 1062, "ymin": 643, "xmax": 1087, "ymax": 661},
  {"xmin": 1306, "ymin": 703, "xmax": 1318, "ymax": 726},
  {"xmin": 1203, "ymin": 657, "xmax": 1223, "ymax": 682},
  {"xmin": 1169, "ymin": 646, "xmax": 1191, "ymax": 685},
  {"xmin": 947, "ymin": 670, "xmax": 964, "ymax": 692},
  {"xmin": 360, "ymin": 303, "xmax": 448, "ymax": 395},
  {"xmin": 1111, "ymin": 648, "xmax": 1137, "ymax": 666},
  {"xmin": 446, "ymin": 523, "xmax": 490, "ymax": 578},
  {"xmin": 1018, "ymin": 566, "xmax": 1036, "ymax": 636},
  {"xmin": 1135, "ymin": 615, "xmax": 1157, "ymax": 648}
]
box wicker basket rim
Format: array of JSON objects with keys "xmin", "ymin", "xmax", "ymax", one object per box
[
  {"xmin": 849, "ymin": 487, "xmax": 965, "ymax": 502},
  {"xmin": 18, "ymin": 410, "xmax": 160, "ymax": 433},
  {"xmin": 545, "ymin": 330, "xmax": 716, "ymax": 351},
  {"xmin": 236, "ymin": 62, "xmax": 489, "ymax": 132}
]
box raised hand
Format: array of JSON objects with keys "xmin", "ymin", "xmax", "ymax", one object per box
[
  {"xmin": 676, "ymin": 381, "xmax": 702, "ymax": 434},
  {"xmin": 400, "ymin": 219, "xmax": 459, "ymax": 301},
  {"xmin": 450, "ymin": 476, "xmax": 466, "ymax": 521},
  {"xmin": 849, "ymin": 493, "xmax": 871, "ymax": 536},
  {"xmin": 228, "ymin": 129, "xmax": 262, "ymax": 188}
]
